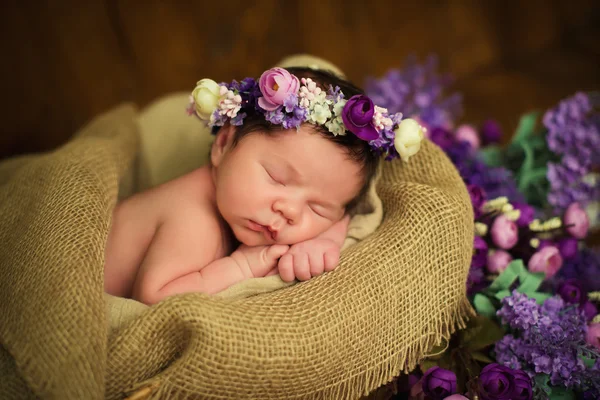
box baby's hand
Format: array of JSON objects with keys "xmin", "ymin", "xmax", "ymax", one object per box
[
  {"xmin": 277, "ymin": 238, "xmax": 340, "ymax": 282},
  {"xmin": 231, "ymin": 244, "xmax": 290, "ymax": 278}
]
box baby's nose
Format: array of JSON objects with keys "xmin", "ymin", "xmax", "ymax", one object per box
[{"xmin": 273, "ymin": 199, "xmax": 301, "ymax": 225}]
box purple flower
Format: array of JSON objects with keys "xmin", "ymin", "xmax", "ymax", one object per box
[
  {"xmin": 478, "ymin": 364, "xmax": 517, "ymax": 400},
  {"xmin": 557, "ymin": 279, "xmax": 585, "ymax": 305},
  {"xmin": 443, "ymin": 396, "xmax": 469, "ymax": 400},
  {"xmin": 557, "ymin": 237, "xmax": 579, "ymax": 259},
  {"xmin": 563, "ymin": 202, "xmax": 590, "ymax": 239},
  {"xmin": 472, "ymin": 236, "xmax": 488, "ymax": 268},
  {"xmin": 429, "ymin": 127, "xmax": 454, "ymax": 151},
  {"xmin": 512, "ymin": 369, "xmax": 533, "ymax": 400},
  {"xmin": 497, "ymin": 291, "xmax": 540, "ymax": 331},
  {"xmin": 582, "ymin": 301, "xmax": 598, "ymax": 321},
  {"xmin": 341, "ymin": 95, "xmax": 379, "ymax": 141},
  {"xmin": 511, "ymin": 202, "xmax": 535, "ymax": 228},
  {"xmin": 558, "ymin": 248, "xmax": 600, "ymax": 293},
  {"xmin": 467, "ymin": 184, "xmax": 486, "ymax": 215},
  {"xmin": 480, "ymin": 120, "xmax": 502, "ymax": 145},
  {"xmin": 490, "ymin": 215, "xmax": 519, "ymax": 250},
  {"xmin": 421, "ymin": 366, "xmax": 457, "ymax": 400},
  {"xmin": 364, "ymin": 54, "xmax": 463, "ymax": 128}
]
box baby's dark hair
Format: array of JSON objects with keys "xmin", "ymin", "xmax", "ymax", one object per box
[{"xmin": 216, "ymin": 67, "xmax": 379, "ymax": 215}]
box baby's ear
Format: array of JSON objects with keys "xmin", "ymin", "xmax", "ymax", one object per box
[{"xmin": 210, "ymin": 124, "xmax": 236, "ymax": 167}]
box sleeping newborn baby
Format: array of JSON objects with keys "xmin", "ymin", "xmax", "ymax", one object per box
[{"xmin": 104, "ymin": 67, "xmax": 425, "ymax": 305}]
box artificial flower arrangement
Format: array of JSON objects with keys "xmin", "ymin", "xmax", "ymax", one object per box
[
  {"xmin": 365, "ymin": 55, "xmax": 600, "ymax": 400},
  {"xmin": 187, "ymin": 67, "xmax": 426, "ymax": 163}
]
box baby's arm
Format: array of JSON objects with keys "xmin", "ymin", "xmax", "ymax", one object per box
[
  {"xmin": 131, "ymin": 214, "xmax": 288, "ymax": 304},
  {"xmin": 277, "ymin": 215, "xmax": 350, "ymax": 282}
]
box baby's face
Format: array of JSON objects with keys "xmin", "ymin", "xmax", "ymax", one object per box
[{"xmin": 212, "ymin": 125, "xmax": 363, "ymax": 246}]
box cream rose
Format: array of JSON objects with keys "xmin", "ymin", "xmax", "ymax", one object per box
[
  {"xmin": 393, "ymin": 118, "xmax": 425, "ymax": 162},
  {"xmin": 191, "ymin": 79, "xmax": 221, "ymax": 120}
]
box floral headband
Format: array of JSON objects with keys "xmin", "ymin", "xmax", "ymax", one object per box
[{"xmin": 187, "ymin": 67, "xmax": 425, "ymax": 162}]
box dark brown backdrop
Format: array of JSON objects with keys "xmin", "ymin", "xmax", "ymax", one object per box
[{"xmin": 1, "ymin": 0, "xmax": 599, "ymax": 160}]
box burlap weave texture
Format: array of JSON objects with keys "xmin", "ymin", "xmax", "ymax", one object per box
[{"xmin": 0, "ymin": 103, "xmax": 474, "ymax": 399}]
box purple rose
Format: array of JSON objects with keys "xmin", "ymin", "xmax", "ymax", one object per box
[
  {"xmin": 586, "ymin": 323, "xmax": 600, "ymax": 350},
  {"xmin": 582, "ymin": 301, "xmax": 598, "ymax": 321},
  {"xmin": 490, "ymin": 215, "xmax": 519, "ymax": 250},
  {"xmin": 429, "ymin": 127, "xmax": 454, "ymax": 150},
  {"xmin": 480, "ymin": 119, "xmax": 502, "ymax": 145},
  {"xmin": 528, "ymin": 246, "xmax": 563, "ymax": 279},
  {"xmin": 341, "ymin": 95, "xmax": 379, "ymax": 140},
  {"xmin": 467, "ymin": 184, "xmax": 486, "ymax": 215},
  {"xmin": 472, "ymin": 236, "xmax": 488, "ymax": 268},
  {"xmin": 257, "ymin": 68, "xmax": 300, "ymax": 111},
  {"xmin": 557, "ymin": 279, "xmax": 585, "ymax": 305},
  {"xmin": 512, "ymin": 369, "xmax": 533, "ymax": 400},
  {"xmin": 421, "ymin": 366, "xmax": 457, "ymax": 400},
  {"xmin": 478, "ymin": 364, "xmax": 516, "ymax": 400},
  {"xmin": 487, "ymin": 249, "xmax": 513, "ymax": 274},
  {"xmin": 557, "ymin": 237, "xmax": 579, "ymax": 259},
  {"xmin": 563, "ymin": 202, "xmax": 590, "ymax": 239},
  {"xmin": 512, "ymin": 202, "xmax": 535, "ymax": 227}
]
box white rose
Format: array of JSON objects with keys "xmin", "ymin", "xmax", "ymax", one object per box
[
  {"xmin": 393, "ymin": 118, "xmax": 425, "ymax": 162},
  {"xmin": 191, "ymin": 79, "xmax": 221, "ymax": 120}
]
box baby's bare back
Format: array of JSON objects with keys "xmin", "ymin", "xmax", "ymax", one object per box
[{"xmin": 103, "ymin": 167, "xmax": 227, "ymax": 298}]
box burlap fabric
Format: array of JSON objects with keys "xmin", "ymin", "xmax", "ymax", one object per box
[{"xmin": 0, "ymin": 104, "xmax": 474, "ymax": 399}]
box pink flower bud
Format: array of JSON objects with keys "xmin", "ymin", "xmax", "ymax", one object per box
[
  {"xmin": 455, "ymin": 124, "xmax": 480, "ymax": 149},
  {"xmin": 490, "ymin": 215, "xmax": 519, "ymax": 250},
  {"xmin": 486, "ymin": 249, "xmax": 513, "ymax": 274},
  {"xmin": 586, "ymin": 323, "xmax": 600, "ymax": 350},
  {"xmin": 563, "ymin": 202, "xmax": 590, "ymax": 239},
  {"xmin": 528, "ymin": 246, "xmax": 563, "ymax": 279}
]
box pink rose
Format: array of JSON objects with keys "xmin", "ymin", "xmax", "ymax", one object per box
[
  {"xmin": 490, "ymin": 215, "xmax": 519, "ymax": 250},
  {"xmin": 528, "ymin": 246, "xmax": 563, "ymax": 279},
  {"xmin": 586, "ymin": 323, "xmax": 600, "ymax": 350},
  {"xmin": 454, "ymin": 124, "xmax": 480, "ymax": 149},
  {"xmin": 486, "ymin": 249, "xmax": 513, "ymax": 274},
  {"xmin": 443, "ymin": 396, "xmax": 470, "ymax": 400},
  {"xmin": 563, "ymin": 202, "xmax": 590, "ymax": 239},
  {"xmin": 257, "ymin": 67, "xmax": 300, "ymax": 111}
]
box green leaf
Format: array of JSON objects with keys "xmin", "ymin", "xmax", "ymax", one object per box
[
  {"xmin": 511, "ymin": 111, "xmax": 540, "ymax": 144},
  {"xmin": 471, "ymin": 351, "xmax": 494, "ymax": 363},
  {"xmin": 473, "ymin": 294, "xmax": 497, "ymax": 318},
  {"xmin": 548, "ymin": 386, "xmax": 576, "ymax": 400},
  {"xmin": 489, "ymin": 260, "xmax": 524, "ymax": 291},
  {"xmin": 494, "ymin": 289, "xmax": 512, "ymax": 301},
  {"xmin": 516, "ymin": 269, "xmax": 545, "ymax": 294},
  {"xmin": 479, "ymin": 145, "xmax": 504, "ymax": 167},
  {"xmin": 463, "ymin": 316, "xmax": 505, "ymax": 351},
  {"xmin": 581, "ymin": 355, "xmax": 595, "ymax": 368},
  {"xmin": 419, "ymin": 359, "xmax": 438, "ymax": 373},
  {"xmin": 528, "ymin": 292, "xmax": 552, "ymax": 305}
]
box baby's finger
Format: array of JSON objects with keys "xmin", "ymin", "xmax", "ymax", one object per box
[
  {"xmin": 278, "ymin": 253, "xmax": 295, "ymax": 282},
  {"xmin": 265, "ymin": 267, "xmax": 279, "ymax": 277},
  {"xmin": 308, "ymin": 251, "xmax": 325, "ymax": 277},
  {"xmin": 293, "ymin": 252, "xmax": 311, "ymax": 281},
  {"xmin": 267, "ymin": 244, "xmax": 290, "ymax": 261},
  {"xmin": 323, "ymin": 249, "xmax": 340, "ymax": 272}
]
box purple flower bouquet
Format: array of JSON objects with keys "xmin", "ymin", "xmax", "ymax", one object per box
[{"xmin": 365, "ymin": 57, "xmax": 600, "ymax": 400}]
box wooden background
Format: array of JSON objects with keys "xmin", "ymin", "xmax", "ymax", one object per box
[{"xmin": 0, "ymin": 0, "xmax": 599, "ymax": 160}]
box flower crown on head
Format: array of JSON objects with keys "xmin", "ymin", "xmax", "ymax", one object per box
[{"xmin": 187, "ymin": 67, "xmax": 425, "ymax": 162}]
